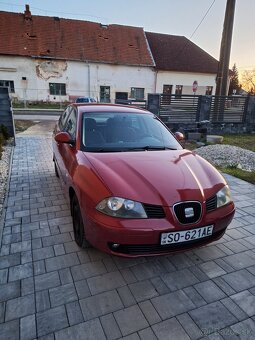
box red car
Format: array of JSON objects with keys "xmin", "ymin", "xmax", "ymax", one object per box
[{"xmin": 53, "ymin": 103, "xmax": 235, "ymax": 257}]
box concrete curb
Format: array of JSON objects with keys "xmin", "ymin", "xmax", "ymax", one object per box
[{"xmin": 0, "ymin": 143, "xmax": 14, "ymax": 248}]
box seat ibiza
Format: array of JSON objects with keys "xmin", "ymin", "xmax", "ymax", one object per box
[{"xmin": 52, "ymin": 103, "xmax": 235, "ymax": 257}]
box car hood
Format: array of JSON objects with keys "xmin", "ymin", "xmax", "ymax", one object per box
[{"xmin": 84, "ymin": 150, "xmax": 226, "ymax": 206}]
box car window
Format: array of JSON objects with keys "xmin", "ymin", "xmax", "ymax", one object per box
[
  {"xmin": 59, "ymin": 107, "xmax": 71, "ymax": 130},
  {"xmin": 81, "ymin": 112, "xmax": 182, "ymax": 152},
  {"xmin": 64, "ymin": 108, "xmax": 77, "ymax": 140}
]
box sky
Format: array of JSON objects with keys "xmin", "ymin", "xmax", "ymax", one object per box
[{"xmin": 1, "ymin": 0, "xmax": 254, "ymax": 75}]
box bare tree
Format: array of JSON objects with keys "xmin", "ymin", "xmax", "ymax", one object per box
[{"xmin": 241, "ymin": 69, "xmax": 255, "ymax": 94}]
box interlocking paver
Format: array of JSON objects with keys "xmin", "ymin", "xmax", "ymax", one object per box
[
  {"xmin": 33, "ymin": 246, "xmax": 54, "ymax": 261},
  {"xmin": 117, "ymin": 286, "xmax": 136, "ymax": 307},
  {"xmin": 34, "ymin": 271, "xmax": 60, "ymax": 291},
  {"xmin": 71, "ymin": 261, "xmax": 107, "ymax": 281},
  {"xmin": 66, "ymin": 301, "xmax": 84, "ymax": 326},
  {"xmin": 152, "ymin": 317, "xmax": 190, "ymax": 340},
  {"xmin": 114, "ymin": 305, "xmax": 149, "ymax": 336},
  {"xmin": 49, "ymin": 283, "xmax": 77, "ymax": 307},
  {"xmin": 54, "ymin": 318, "xmax": 106, "ymax": 340},
  {"xmin": 161, "ymin": 268, "xmax": 200, "ymax": 291},
  {"xmin": 5, "ymin": 293, "xmax": 35, "ymax": 321},
  {"xmin": 151, "ymin": 290, "xmax": 195, "ymax": 319},
  {"xmin": 189, "ymin": 301, "xmax": 238, "ymax": 331},
  {"xmin": 139, "ymin": 327, "xmax": 157, "ymax": 340},
  {"xmin": 87, "ymin": 271, "xmax": 126, "ymax": 295},
  {"xmin": 230, "ymin": 290, "xmax": 255, "ymax": 317},
  {"xmin": 36, "ymin": 290, "xmax": 51, "ymax": 312},
  {"xmin": 45, "ymin": 253, "xmax": 79, "ymax": 272},
  {"xmin": 0, "ymin": 281, "xmax": 20, "ymax": 302},
  {"xmin": 138, "ymin": 300, "xmax": 161, "ymax": 325},
  {"xmin": 80, "ymin": 290, "xmax": 123, "ymax": 320},
  {"xmin": 20, "ymin": 314, "xmax": 36, "ymax": 340},
  {"xmin": 0, "ymin": 319, "xmax": 19, "ymax": 339},
  {"xmin": 221, "ymin": 269, "xmax": 255, "ymax": 292},
  {"xmin": 36, "ymin": 305, "xmax": 68, "ymax": 337},
  {"xmin": 193, "ymin": 280, "xmax": 226, "ymax": 303},
  {"xmin": 8, "ymin": 262, "xmax": 33, "ymax": 282},
  {"xmin": 129, "ymin": 280, "xmax": 158, "ymax": 302},
  {"xmin": 1, "ymin": 133, "xmax": 255, "ymax": 338},
  {"xmin": 100, "ymin": 313, "xmax": 122, "ymax": 339},
  {"xmin": 0, "ymin": 253, "xmax": 20, "ymax": 269}
]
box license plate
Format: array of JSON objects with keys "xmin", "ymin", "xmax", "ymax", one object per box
[{"xmin": 161, "ymin": 225, "xmax": 214, "ymax": 245}]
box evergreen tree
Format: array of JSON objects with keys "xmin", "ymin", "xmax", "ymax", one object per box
[{"xmin": 228, "ymin": 63, "xmax": 240, "ymax": 95}]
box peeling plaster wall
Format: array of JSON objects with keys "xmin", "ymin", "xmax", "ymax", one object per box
[
  {"xmin": 36, "ymin": 60, "xmax": 67, "ymax": 80},
  {"xmin": 0, "ymin": 55, "xmax": 155, "ymax": 102}
]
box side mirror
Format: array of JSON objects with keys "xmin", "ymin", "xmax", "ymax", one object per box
[
  {"xmin": 55, "ymin": 132, "xmax": 75, "ymax": 145},
  {"xmin": 174, "ymin": 132, "xmax": 185, "ymax": 141}
]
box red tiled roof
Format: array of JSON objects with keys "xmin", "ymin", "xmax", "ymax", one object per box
[
  {"xmin": 146, "ymin": 32, "xmax": 218, "ymax": 74},
  {"xmin": 0, "ymin": 10, "xmax": 154, "ymax": 67}
]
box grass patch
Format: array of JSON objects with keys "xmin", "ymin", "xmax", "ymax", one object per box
[
  {"xmin": 221, "ymin": 134, "xmax": 255, "ymax": 152},
  {"xmin": 15, "ymin": 120, "xmax": 37, "ymax": 133},
  {"xmin": 218, "ymin": 166, "xmax": 255, "ymax": 184}
]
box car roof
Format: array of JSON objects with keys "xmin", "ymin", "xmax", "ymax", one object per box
[{"xmin": 74, "ymin": 103, "xmax": 152, "ymax": 115}]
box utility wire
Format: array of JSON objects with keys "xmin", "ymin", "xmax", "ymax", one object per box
[
  {"xmin": 174, "ymin": 0, "xmax": 216, "ymax": 63},
  {"xmin": 189, "ymin": 0, "xmax": 216, "ymax": 40}
]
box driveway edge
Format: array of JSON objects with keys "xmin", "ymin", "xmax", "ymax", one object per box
[{"xmin": 0, "ymin": 143, "xmax": 14, "ymax": 247}]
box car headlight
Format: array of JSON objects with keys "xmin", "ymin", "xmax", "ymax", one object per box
[
  {"xmin": 96, "ymin": 197, "xmax": 147, "ymax": 218},
  {"xmin": 216, "ymin": 185, "xmax": 232, "ymax": 208}
]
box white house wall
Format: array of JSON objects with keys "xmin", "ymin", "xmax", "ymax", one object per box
[
  {"xmin": 0, "ymin": 56, "xmax": 155, "ymax": 102},
  {"xmin": 156, "ymin": 71, "xmax": 217, "ymax": 95}
]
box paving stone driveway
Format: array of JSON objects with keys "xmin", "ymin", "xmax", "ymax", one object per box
[{"xmin": 0, "ymin": 131, "xmax": 255, "ymax": 339}]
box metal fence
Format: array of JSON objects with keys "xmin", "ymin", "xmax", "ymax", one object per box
[{"xmin": 146, "ymin": 94, "xmax": 255, "ymax": 133}]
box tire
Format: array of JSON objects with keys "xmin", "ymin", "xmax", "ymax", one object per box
[
  {"xmin": 54, "ymin": 160, "xmax": 59, "ymax": 178},
  {"xmin": 71, "ymin": 195, "xmax": 88, "ymax": 248}
]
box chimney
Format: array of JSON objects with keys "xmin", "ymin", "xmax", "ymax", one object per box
[{"xmin": 24, "ymin": 4, "xmax": 32, "ymax": 20}]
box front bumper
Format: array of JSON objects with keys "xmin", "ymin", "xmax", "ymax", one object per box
[{"xmin": 85, "ymin": 202, "xmax": 235, "ymax": 257}]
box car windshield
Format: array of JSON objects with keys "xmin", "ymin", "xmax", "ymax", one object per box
[{"xmin": 81, "ymin": 112, "xmax": 182, "ymax": 152}]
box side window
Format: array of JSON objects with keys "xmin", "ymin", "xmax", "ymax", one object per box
[
  {"xmin": 64, "ymin": 108, "xmax": 77, "ymax": 140},
  {"xmin": 59, "ymin": 107, "xmax": 70, "ymax": 130}
]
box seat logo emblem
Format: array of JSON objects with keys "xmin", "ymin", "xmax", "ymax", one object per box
[{"xmin": 185, "ymin": 207, "xmax": 194, "ymax": 218}]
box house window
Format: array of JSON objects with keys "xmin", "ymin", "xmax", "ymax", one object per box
[
  {"xmin": 49, "ymin": 83, "xmax": 66, "ymax": 95},
  {"xmin": 175, "ymin": 85, "xmax": 183, "ymax": 97},
  {"xmin": 0, "ymin": 80, "xmax": 15, "ymax": 93},
  {"xmin": 206, "ymin": 86, "xmax": 213, "ymax": 95},
  {"xmin": 131, "ymin": 87, "xmax": 144, "ymax": 100},
  {"xmin": 100, "ymin": 86, "xmax": 111, "ymax": 103}
]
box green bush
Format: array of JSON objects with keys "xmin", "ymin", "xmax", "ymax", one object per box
[
  {"xmin": 0, "ymin": 132, "xmax": 4, "ymax": 160},
  {"xmin": 0, "ymin": 124, "xmax": 9, "ymax": 139}
]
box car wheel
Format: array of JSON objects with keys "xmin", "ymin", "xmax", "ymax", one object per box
[
  {"xmin": 54, "ymin": 160, "xmax": 59, "ymax": 178},
  {"xmin": 71, "ymin": 195, "xmax": 88, "ymax": 248}
]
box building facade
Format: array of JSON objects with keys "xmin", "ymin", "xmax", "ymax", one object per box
[{"xmin": 0, "ymin": 6, "xmax": 219, "ymax": 103}]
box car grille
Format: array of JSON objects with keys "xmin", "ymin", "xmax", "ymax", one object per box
[
  {"xmin": 206, "ymin": 195, "xmax": 217, "ymax": 212},
  {"xmin": 173, "ymin": 201, "xmax": 201, "ymax": 224},
  {"xmin": 108, "ymin": 228, "xmax": 226, "ymax": 255},
  {"xmin": 143, "ymin": 203, "xmax": 165, "ymax": 218}
]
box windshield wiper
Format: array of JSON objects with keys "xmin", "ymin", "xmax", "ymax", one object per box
[{"xmin": 126, "ymin": 146, "xmax": 178, "ymax": 151}]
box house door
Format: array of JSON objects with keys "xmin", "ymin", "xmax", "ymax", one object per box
[
  {"xmin": 100, "ymin": 86, "xmax": 111, "ymax": 103},
  {"xmin": 162, "ymin": 85, "xmax": 172, "ymax": 105}
]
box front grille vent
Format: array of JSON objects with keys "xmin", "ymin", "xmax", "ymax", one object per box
[
  {"xmin": 143, "ymin": 203, "xmax": 165, "ymax": 218},
  {"xmin": 206, "ymin": 195, "xmax": 217, "ymax": 212},
  {"xmin": 173, "ymin": 201, "xmax": 201, "ymax": 224}
]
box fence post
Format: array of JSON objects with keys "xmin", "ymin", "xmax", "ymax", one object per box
[
  {"xmin": 198, "ymin": 95, "xmax": 211, "ymax": 121},
  {"xmin": 147, "ymin": 94, "xmax": 160, "ymax": 116},
  {"xmin": 245, "ymin": 95, "xmax": 255, "ymax": 132}
]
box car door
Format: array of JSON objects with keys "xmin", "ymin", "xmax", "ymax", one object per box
[
  {"xmin": 53, "ymin": 106, "xmax": 71, "ymax": 181},
  {"xmin": 58, "ymin": 107, "xmax": 78, "ymax": 189}
]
